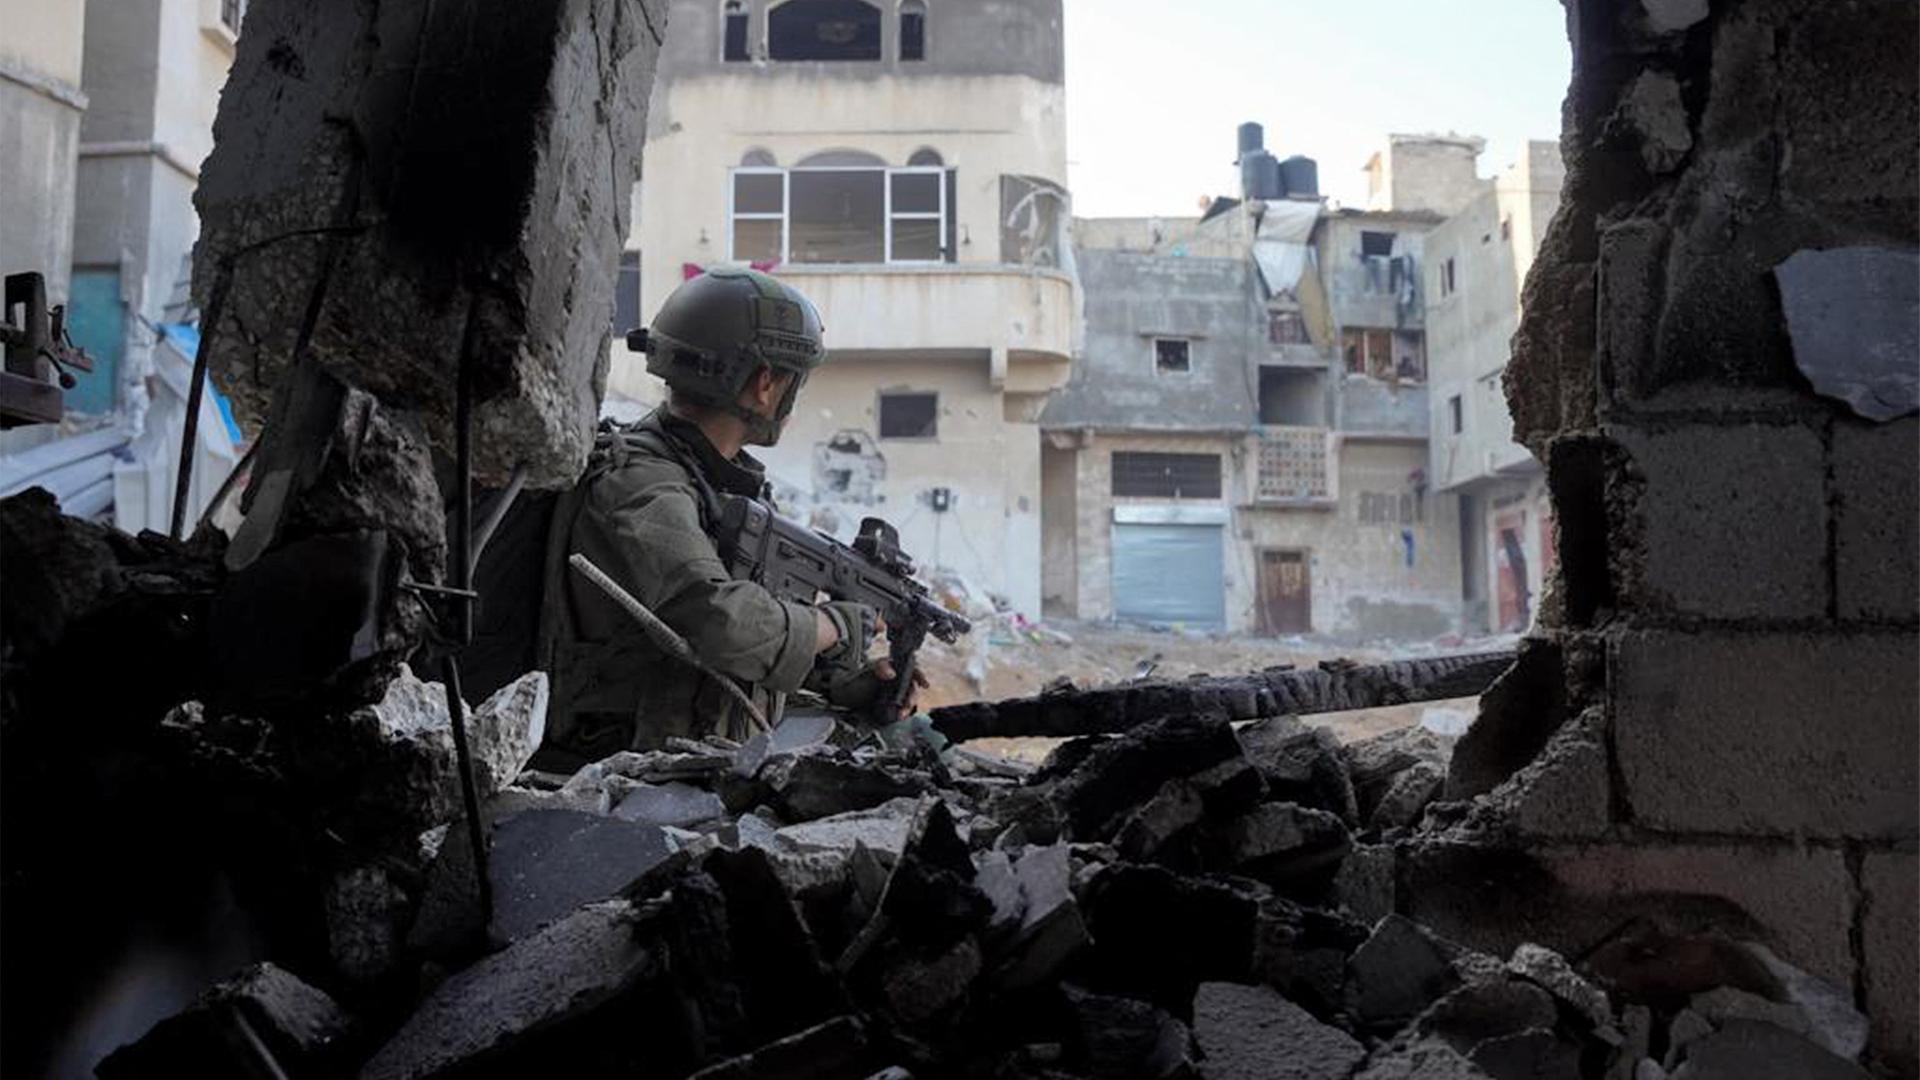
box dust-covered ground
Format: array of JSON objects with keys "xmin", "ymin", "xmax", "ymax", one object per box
[{"xmin": 916, "ymin": 617, "xmax": 1514, "ymax": 762}]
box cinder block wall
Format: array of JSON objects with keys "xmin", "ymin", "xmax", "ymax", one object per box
[{"xmin": 1407, "ymin": 1, "xmax": 1919, "ymax": 1074}]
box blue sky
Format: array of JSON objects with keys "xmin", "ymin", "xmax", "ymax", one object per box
[{"xmin": 1063, "ymin": 0, "xmax": 1572, "ymax": 216}]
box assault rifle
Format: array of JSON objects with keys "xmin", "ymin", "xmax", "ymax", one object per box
[{"xmin": 715, "ymin": 494, "xmax": 971, "ymax": 725}]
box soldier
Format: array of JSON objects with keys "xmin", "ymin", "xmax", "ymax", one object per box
[{"xmin": 537, "ymin": 267, "xmax": 915, "ymax": 764}]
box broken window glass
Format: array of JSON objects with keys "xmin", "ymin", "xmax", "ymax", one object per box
[
  {"xmin": 768, "ymin": 0, "xmax": 882, "ymax": 60},
  {"xmin": 1154, "ymin": 338, "xmax": 1191, "ymax": 374},
  {"xmin": 878, "ymin": 391, "xmax": 938, "ymax": 439},
  {"xmin": 1000, "ymin": 174, "xmax": 1069, "ymax": 268},
  {"xmin": 1394, "ymin": 331, "xmax": 1425, "ymax": 381},
  {"xmin": 900, "ymin": 0, "xmax": 927, "ymax": 60},
  {"xmin": 723, "ymin": 1, "xmax": 749, "ymax": 60},
  {"xmin": 1268, "ymin": 310, "xmax": 1306, "ymax": 345},
  {"xmin": 790, "ymin": 170, "xmax": 884, "ymax": 263}
]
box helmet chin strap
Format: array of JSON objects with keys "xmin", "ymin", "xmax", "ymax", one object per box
[{"xmin": 731, "ymin": 371, "xmax": 804, "ymax": 447}]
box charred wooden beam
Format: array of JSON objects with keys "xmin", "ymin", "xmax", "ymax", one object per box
[{"xmin": 928, "ymin": 650, "xmax": 1517, "ymax": 743}]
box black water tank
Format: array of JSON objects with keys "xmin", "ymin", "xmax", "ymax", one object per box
[
  {"xmin": 1280, "ymin": 155, "xmax": 1319, "ymax": 198},
  {"xmin": 1240, "ymin": 149, "xmax": 1283, "ymax": 199},
  {"xmin": 1237, "ymin": 121, "xmax": 1264, "ymax": 161}
]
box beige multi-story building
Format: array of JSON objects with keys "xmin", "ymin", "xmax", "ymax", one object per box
[
  {"xmin": 1424, "ymin": 139, "xmax": 1564, "ymax": 632},
  {"xmin": 1, "ymin": 0, "xmax": 88, "ymax": 306},
  {"xmin": 613, "ymin": 0, "xmax": 1074, "ymax": 615},
  {"xmin": 1042, "ymin": 128, "xmax": 1479, "ymax": 640},
  {"xmin": 0, "ymin": 0, "xmax": 242, "ymax": 529}
]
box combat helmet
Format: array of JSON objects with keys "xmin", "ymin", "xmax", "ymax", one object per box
[{"xmin": 627, "ymin": 267, "xmax": 826, "ymax": 444}]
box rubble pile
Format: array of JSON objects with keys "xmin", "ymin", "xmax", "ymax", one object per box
[{"xmin": 101, "ymin": 682, "xmax": 1876, "ymax": 1080}]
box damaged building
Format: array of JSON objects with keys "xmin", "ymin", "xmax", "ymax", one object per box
[
  {"xmin": 1424, "ymin": 140, "xmax": 1566, "ymax": 634},
  {"xmin": 0, "ymin": 0, "xmax": 1914, "ymax": 1079},
  {"xmin": 1043, "ymin": 129, "xmax": 1486, "ymax": 639},
  {"xmin": 609, "ymin": 0, "xmax": 1076, "ymax": 615}
]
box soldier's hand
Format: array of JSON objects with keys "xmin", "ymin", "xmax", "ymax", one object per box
[
  {"xmin": 871, "ymin": 659, "xmax": 931, "ymax": 720},
  {"xmin": 816, "ymin": 601, "xmax": 879, "ymax": 664}
]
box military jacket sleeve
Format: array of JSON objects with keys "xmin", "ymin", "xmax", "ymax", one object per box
[{"xmin": 575, "ymin": 462, "xmax": 820, "ymax": 692}]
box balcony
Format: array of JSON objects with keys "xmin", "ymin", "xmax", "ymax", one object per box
[{"xmin": 776, "ymin": 263, "xmax": 1075, "ymax": 392}]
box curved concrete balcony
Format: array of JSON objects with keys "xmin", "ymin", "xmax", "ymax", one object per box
[{"xmin": 777, "ymin": 263, "xmax": 1076, "ymax": 394}]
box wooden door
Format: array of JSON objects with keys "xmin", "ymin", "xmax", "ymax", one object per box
[{"xmin": 1257, "ymin": 549, "xmax": 1312, "ymax": 634}]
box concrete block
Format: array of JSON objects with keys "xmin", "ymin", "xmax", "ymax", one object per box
[
  {"xmin": 1614, "ymin": 423, "xmax": 1828, "ymax": 620},
  {"xmin": 1192, "ymin": 981, "xmax": 1364, "ymax": 1080},
  {"xmin": 1399, "ymin": 841, "xmax": 1856, "ymax": 991},
  {"xmin": 1861, "ymin": 853, "xmax": 1917, "ymax": 1076},
  {"xmin": 1541, "ymin": 844, "xmax": 1857, "ymax": 989},
  {"xmin": 1833, "ymin": 417, "xmax": 1919, "ymax": 623},
  {"xmin": 1613, "ymin": 630, "xmax": 1919, "ymax": 839},
  {"xmin": 1595, "ymin": 219, "xmax": 1670, "ymax": 405}
]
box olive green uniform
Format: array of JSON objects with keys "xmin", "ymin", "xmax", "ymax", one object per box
[{"xmin": 540, "ymin": 409, "xmax": 819, "ymax": 760}]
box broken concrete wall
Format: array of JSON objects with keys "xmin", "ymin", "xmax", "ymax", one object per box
[
  {"xmin": 195, "ymin": 0, "xmax": 663, "ymax": 490},
  {"xmin": 1438, "ymin": 0, "xmax": 1919, "ymax": 1074}
]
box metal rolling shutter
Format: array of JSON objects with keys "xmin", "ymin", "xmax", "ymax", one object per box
[{"xmin": 1111, "ymin": 522, "xmax": 1226, "ymax": 628}]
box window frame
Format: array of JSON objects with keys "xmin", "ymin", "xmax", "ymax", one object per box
[
  {"xmin": 727, "ymin": 163, "xmax": 948, "ymax": 265},
  {"xmin": 765, "ymin": 0, "xmax": 884, "ymax": 62},
  {"xmin": 721, "ymin": 0, "xmax": 750, "ymax": 61},
  {"xmin": 220, "ymin": 0, "xmax": 247, "ymax": 34},
  {"xmin": 899, "ymin": 0, "xmax": 928, "ymax": 60},
  {"xmin": 1152, "ymin": 337, "xmax": 1193, "ymax": 376},
  {"xmin": 1110, "ymin": 451, "xmax": 1223, "ymax": 500},
  {"xmin": 727, "ymin": 166, "xmax": 789, "ymax": 264},
  {"xmin": 877, "ymin": 389, "xmax": 940, "ymax": 440},
  {"xmin": 1448, "ymin": 393, "xmax": 1463, "ymax": 434}
]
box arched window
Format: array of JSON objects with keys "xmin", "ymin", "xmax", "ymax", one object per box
[
  {"xmin": 768, "ymin": 0, "xmax": 882, "ymax": 61},
  {"xmin": 899, "ymin": 0, "xmax": 926, "ymax": 61},
  {"xmin": 722, "ymin": 0, "xmax": 749, "ymax": 61},
  {"xmin": 740, "ymin": 147, "xmax": 778, "ymax": 167},
  {"xmin": 795, "ymin": 148, "xmax": 887, "ymax": 168},
  {"xmin": 906, "ymin": 147, "xmax": 943, "ymax": 167}
]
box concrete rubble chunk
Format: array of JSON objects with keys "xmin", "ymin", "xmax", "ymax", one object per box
[
  {"xmin": 1349, "ymin": 915, "xmax": 1466, "ymax": 1030},
  {"xmin": 774, "ymin": 797, "xmax": 921, "ymax": 858},
  {"xmin": 733, "ymin": 713, "xmax": 838, "ymax": 778},
  {"xmin": 1370, "ymin": 760, "xmax": 1446, "ymax": 831},
  {"xmin": 326, "ymin": 864, "xmax": 410, "ymax": 984},
  {"xmin": 1668, "ymin": 1019, "xmax": 1873, "ymax": 1079},
  {"xmin": 762, "ymin": 750, "xmax": 934, "ymax": 822},
  {"xmin": 994, "ymin": 841, "xmax": 1090, "ymax": 990},
  {"xmin": 487, "ymin": 809, "xmax": 674, "ymax": 945},
  {"xmin": 1344, "ymin": 726, "xmax": 1450, "ymax": 823},
  {"xmin": 1662, "ymin": 1009, "xmax": 1714, "ymax": 1071},
  {"xmin": 1210, "ymin": 802, "xmax": 1350, "ymax": 886},
  {"xmin": 96, "ymin": 962, "xmax": 355, "ymax": 1080},
  {"xmin": 1115, "ymin": 778, "xmax": 1207, "ymax": 861},
  {"xmin": 684, "ymin": 1015, "xmax": 876, "ymax": 1080},
  {"xmin": 1333, "ymin": 843, "xmax": 1396, "ymax": 926},
  {"xmin": 1741, "ymin": 943, "xmax": 1870, "ymax": 1062},
  {"xmin": 1050, "ymin": 713, "xmax": 1247, "ymax": 840},
  {"xmin": 1414, "ymin": 979, "xmax": 1560, "ymax": 1054},
  {"xmin": 1235, "ymin": 715, "xmax": 1360, "ymax": 823},
  {"xmin": 361, "ymin": 900, "xmax": 657, "ymax": 1080},
  {"xmin": 1616, "ymin": 71, "xmax": 1693, "ymax": 174},
  {"xmin": 1355, "ymin": 1038, "xmax": 1496, "ymax": 1080},
  {"xmin": 1507, "ymin": 943, "xmax": 1613, "ymax": 1031},
  {"xmin": 1082, "ymin": 864, "xmax": 1263, "ymax": 994},
  {"xmin": 1061, "ymin": 985, "xmax": 1194, "ymax": 1079},
  {"xmin": 1774, "ymin": 247, "xmax": 1920, "ymax": 422},
  {"xmin": 613, "ymin": 780, "xmax": 727, "ymax": 828},
  {"xmin": 1254, "ymin": 896, "xmax": 1373, "ymax": 1019},
  {"xmin": 1191, "ymin": 981, "xmax": 1365, "ymax": 1080},
  {"xmin": 1641, "ymin": 0, "xmax": 1709, "ymax": 33},
  {"xmin": 1467, "ymin": 1028, "xmax": 1582, "ymax": 1080}
]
